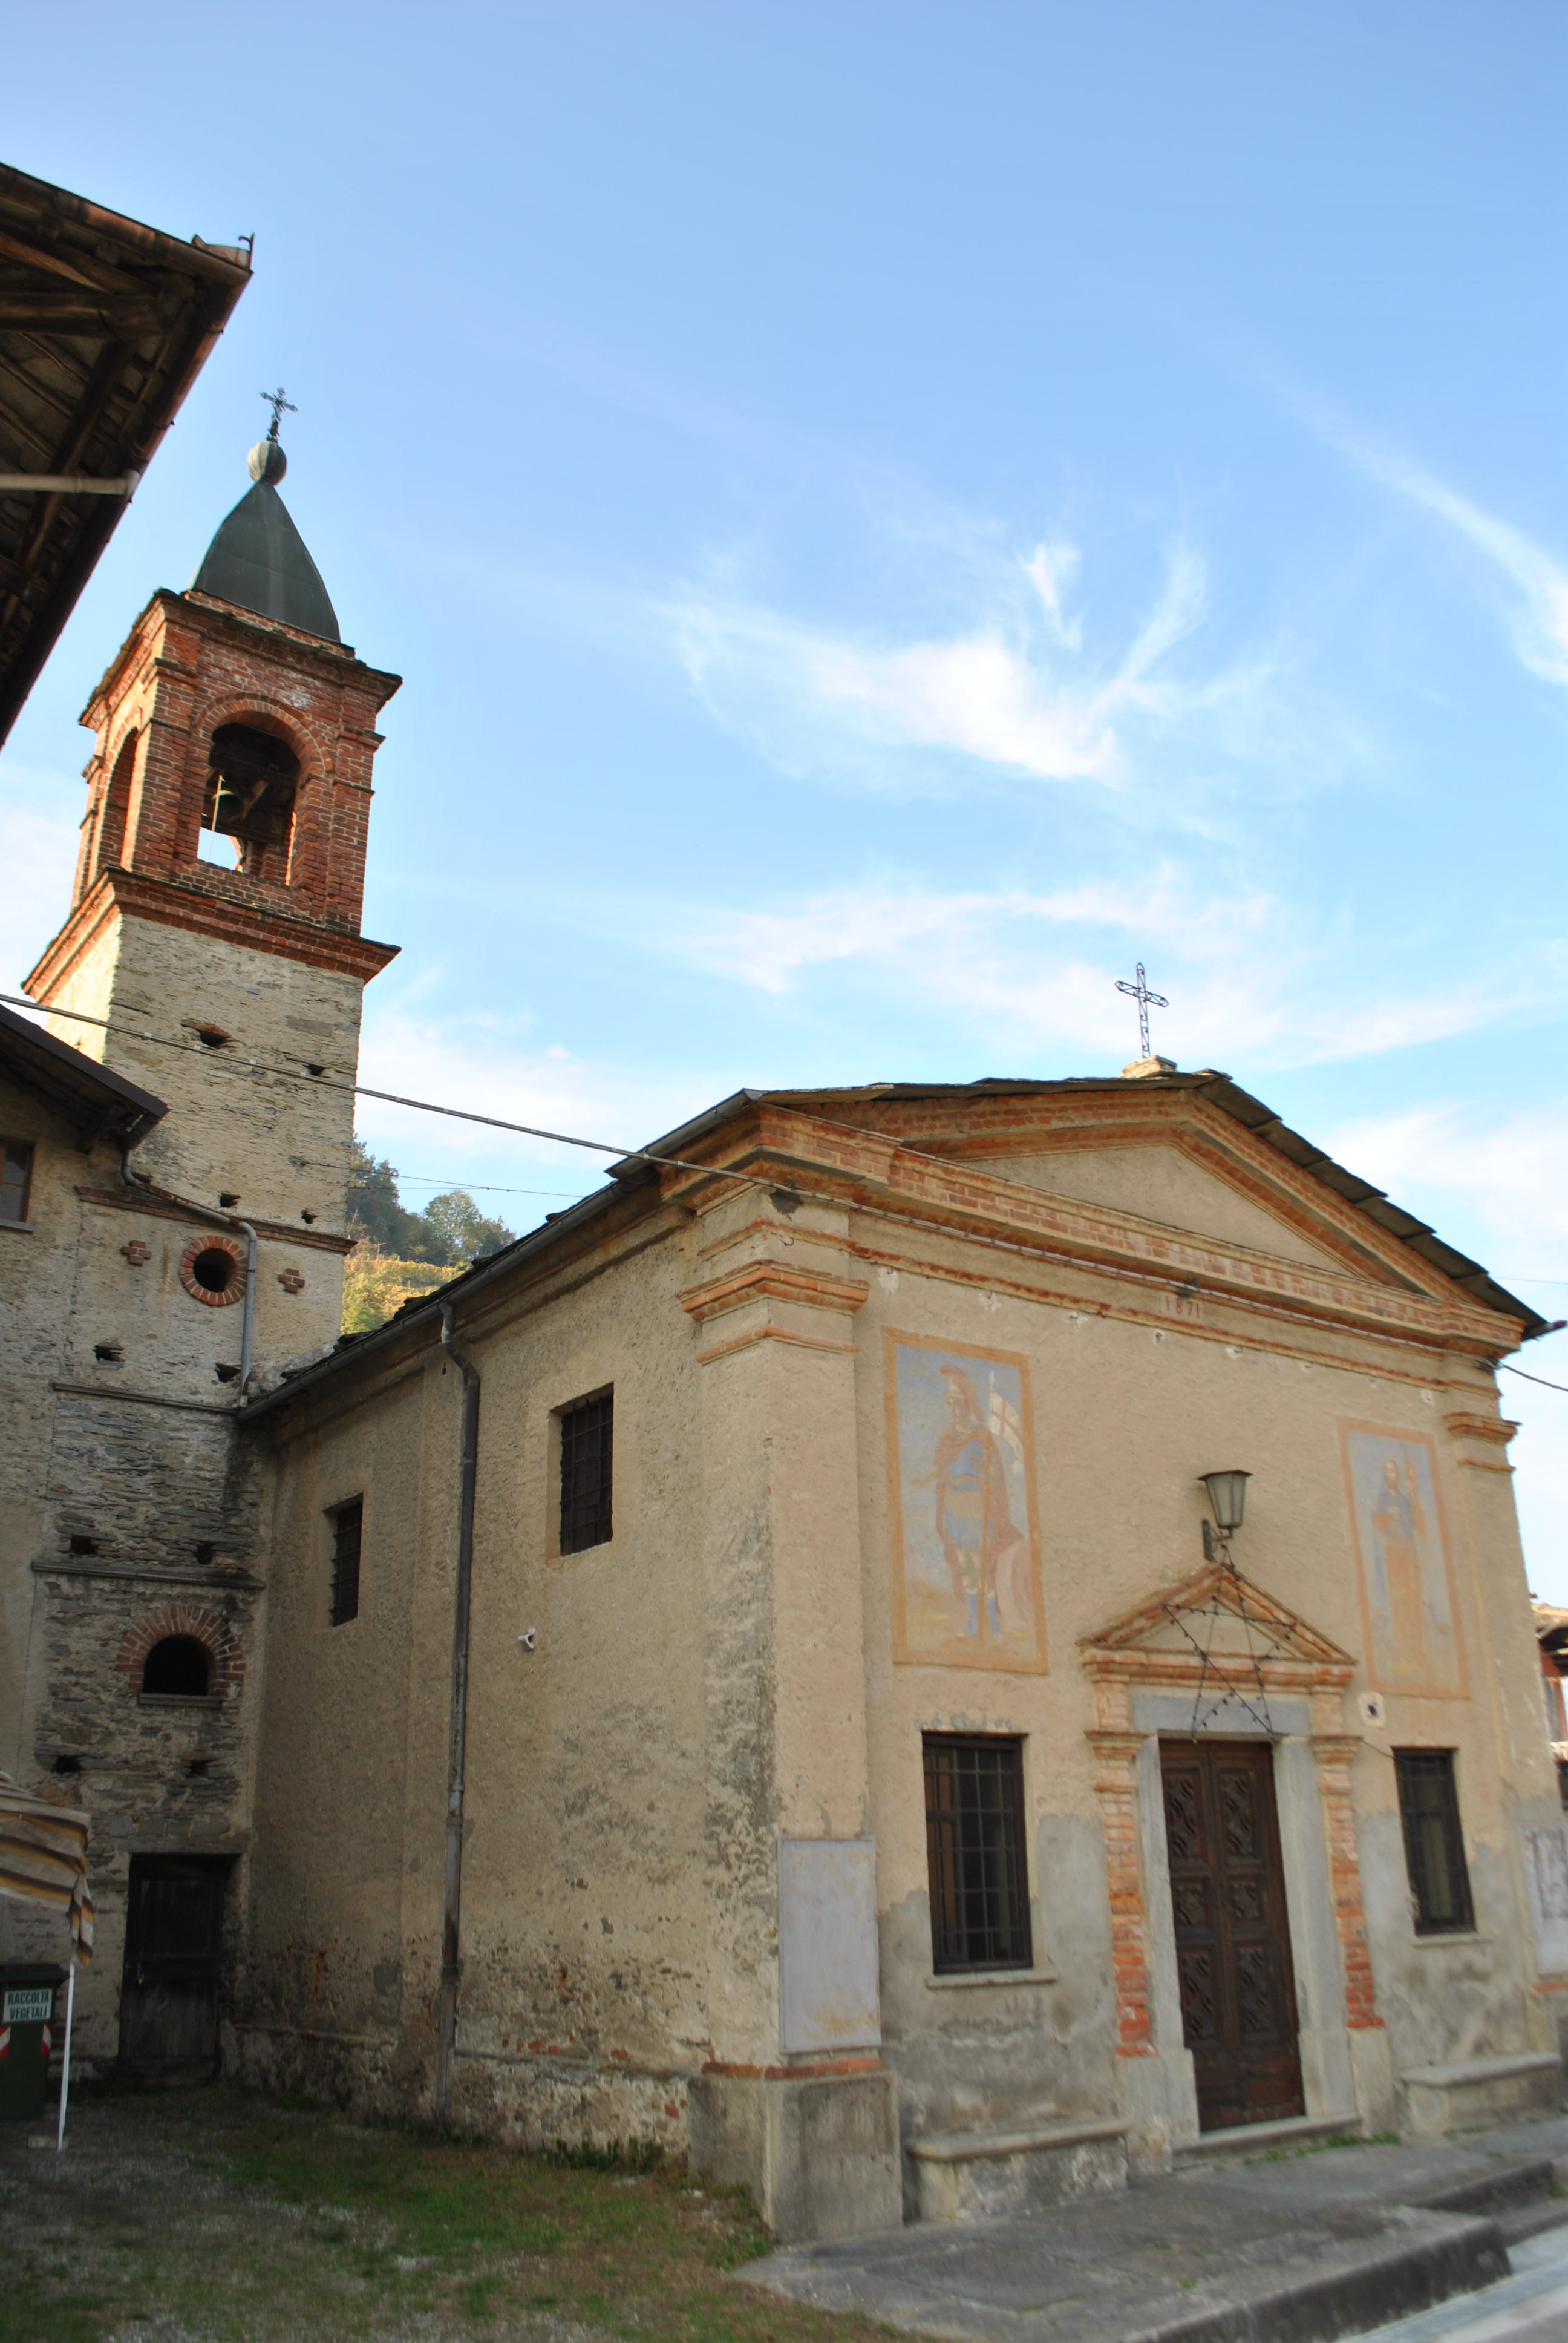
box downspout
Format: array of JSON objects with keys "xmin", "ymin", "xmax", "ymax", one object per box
[
  {"xmin": 119, "ymin": 1139, "xmax": 259, "ymax": 1400},
  {"xmin": 234, "ymin": 1220, "xmax": 258, "ymax": 1394},
  {"xmin": 434, "ymin": 1299, "xmax": 481, "ymax": 2124}
]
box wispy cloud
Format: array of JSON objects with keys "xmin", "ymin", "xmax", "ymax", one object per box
[
  {"xmin": 1327, "ymin": 1103, "xmax": 1568, "ymax": 1266},
  {"xmin": 663, "ymin": 535, "xmax": 1279, "ymax": 794},
  {"xmin": 354, "ymin": 1002, "xmax": 710, "ymax": 1185},
  {"xmin": 671, "ymin": 868, "xmax": 1535, "ymax": 1069},
  {"xmin": 1321, "ymin": 421, "xmax": 1568, "ymax": 688}
]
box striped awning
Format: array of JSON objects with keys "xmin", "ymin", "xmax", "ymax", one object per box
[{"xmin": 0, "ymin": 1772, "xmax": 93, "ymax": 1960}]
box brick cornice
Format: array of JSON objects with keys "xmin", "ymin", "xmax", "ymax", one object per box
[
  {"xmin": 655, "ymin": 1103, "xmax": 1517, "ymax": 1359},
  {"xmin": 1445, "ymin": 1412, "xmax": 1518, "ymax": 1446},
  {"xmin": 25, "ymin": 868, "xmax": 399, "ymax": 994},
  {"xmin": 82, "ymin": 587, "xmax": 400, "ymax": 726},
  {"xmin": 679, "ymin": 1259, "xmax": 869, "ymax": 1323}
]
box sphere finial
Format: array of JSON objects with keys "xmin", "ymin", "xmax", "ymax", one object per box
[{"xmin": 247, "ymin": 438, "xmax": 287, "ymax": 484}]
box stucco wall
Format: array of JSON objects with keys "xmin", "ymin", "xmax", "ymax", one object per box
[
  {"xmin": 235, "ymin": 1096, "xmax": 1561, "ymax": 2158},
  {"xmin": 243, "ymin": 1202, "xmax": 713, "ymax": 2140}
]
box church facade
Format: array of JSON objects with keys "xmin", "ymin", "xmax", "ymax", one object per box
[{"xmin": 5, "ymin": 441, "xmax": 1567, "ymax": 2241}]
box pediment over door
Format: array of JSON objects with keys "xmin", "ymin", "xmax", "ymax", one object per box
[{"xmin": 1079, "ymin": 1559, "xmax": 1356, "ymax": 1735}]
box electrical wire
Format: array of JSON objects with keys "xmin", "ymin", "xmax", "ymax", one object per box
[
  {"xmin": 10, "ymin": 989, "xmax": 1567, "ymax": 1362},
  {"xmin": 1500, "ymin": 1363, "xmax": 1568, "ymax": 1395},
  {"xmin": 0, "ymin": 991, "xmax": 786, "ymax": 1195}
]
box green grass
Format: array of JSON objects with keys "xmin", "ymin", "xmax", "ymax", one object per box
[{"xmin": 0, "ymin": 2086, "xmax": 900, "ymax": 2342}]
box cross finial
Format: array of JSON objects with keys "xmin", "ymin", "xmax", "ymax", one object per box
[
  {"xmin": 1114, "ymin": 960, "xmax": 1169, "ymax": 1061},
  {"xmin": 259, "ymin": 385, "xmax": 297, "ymax": 442}
]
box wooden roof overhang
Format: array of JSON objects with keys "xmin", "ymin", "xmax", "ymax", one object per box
[
  {"xmin": 0, "ymin": 162, "xmax": 250, "ymax": 747},
  {"xmin": 0, "ymin": 997, "xmax": 165, "ymax": 1149}
]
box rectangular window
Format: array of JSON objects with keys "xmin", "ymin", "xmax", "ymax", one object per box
[
  {"xmin": 923, "ymin": 1733, "xmax": 1032, "ymax": 1973},
  {"xmin": 1, "ymin": 1138, "xmax": 34, "ymax": 1224},
  {"xmin": 559, "ymin": 1391, "xmax": 613, "ymax": 1555},
  {"xmin": 1395, "ymin": 1749, "xmax": 1474, "ymax": 1935},
  {"xmin": 1545, "ymin": 1668, "xmax": 1567, "ymax": 1745},
  {"xmin": 329, "ymin": 1497, "xmax": 362, "ymax": 1627}
]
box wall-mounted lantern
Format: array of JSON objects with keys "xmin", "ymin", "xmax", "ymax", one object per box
[{"xmin": 1200, "ymin": 1469, "xmax": 1251, "ymax": 1559}]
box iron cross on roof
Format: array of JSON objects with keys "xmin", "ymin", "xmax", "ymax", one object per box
[
  {"xmin": 259, "ymin": 385, "xmax": 297, "ymax": 442},
  {"xmin": 1115, "ymin": 961, "xmax": 1169, "ymax": 1061}
]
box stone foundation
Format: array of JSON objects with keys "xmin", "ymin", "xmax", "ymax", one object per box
[{"xmin": 688, "ymin": 2070, "xmax": 902, "ymax": 2242}]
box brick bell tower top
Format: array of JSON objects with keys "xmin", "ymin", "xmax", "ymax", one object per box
[
  {"xmin": 30, "ymin": 424, "xmax": 402, "ymax": 991},
  {"xmin": 22, "ymin": 422, "xmax": 402, "ymax": 1302}
]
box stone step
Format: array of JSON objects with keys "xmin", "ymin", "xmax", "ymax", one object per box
[
  {"xmin": 1171, "ymin": 2110, "xmax": 1363, "ymax": 2171},
  {"xmin": 906, "ymin": 2113, "xmax": 1131, "ymax": 2223}
]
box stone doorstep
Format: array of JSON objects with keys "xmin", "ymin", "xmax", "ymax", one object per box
[
  {"xmin": 1172, "ymin": 2110, "xmax": 1364, "ymax": 2170},
  {"xmin": 907, "ymin": 2114, "xmax": 1132, "ymax": 2165}
]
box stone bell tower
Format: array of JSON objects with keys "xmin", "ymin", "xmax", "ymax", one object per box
[
  {"xmin": 24, "ymin": 418, "xmax": 401, "ymax": 1358},
  {"xmin": 7, "ymin": 419, "xmax": 402, "ymax": 2077}
]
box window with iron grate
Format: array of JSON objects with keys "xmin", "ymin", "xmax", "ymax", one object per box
[
  {"xmin": 922, "ymin": 1733, "xmax": 1032, "ymax": 1973},
  {"xmin": 329, "ymin": 1496, "xmax": 362, "ymax": 1627},
  {"xmin": 1394, "ymin": 1749, "xmax": 1474, "ymax": 1934},
  {"xmin": 559, "ymin": 1391, "xmax": 613, "ymax": 1555}
]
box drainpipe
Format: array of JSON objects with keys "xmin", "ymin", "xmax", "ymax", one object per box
[
  {"xmin": 119, "ymin": 1141, "xmax": 259, "ymax": 1401},
  {"xmin": 434, "ymin": 1299, "xmax": 481, "ymax": 2124},
  {"xmin": 234, "ymin": 1220, "xmax": 258, "ymax": 1394}
]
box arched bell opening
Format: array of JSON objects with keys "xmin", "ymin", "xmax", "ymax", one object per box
[{"xmin": 200, "ymin": 721, "xmax": 301, "ymax": 881}]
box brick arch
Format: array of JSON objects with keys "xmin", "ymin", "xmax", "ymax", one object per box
[
  {"xmin": 189, "ymin": 690, "xmax": 332, "ymax": 783},
  {"xmin": 180, "ymin": 1232, "xmax": 247, "ymax": 1308},
  {"xmin": 117, "ymin": 1605, "xmax": 245, "ymax": 1697}
]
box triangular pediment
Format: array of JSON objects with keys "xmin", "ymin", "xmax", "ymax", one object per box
[
  {"xmin": 1080, "ymin": 1559, "xmax": 1354, "ymax": 1676},
  {"xmin": 978, "ymin": 1140, "xmax": 1360, "ymax": 1278},
  {"xmin": 777, "ymin": 1081, "xmax": 1457, "ymax": 1302}
]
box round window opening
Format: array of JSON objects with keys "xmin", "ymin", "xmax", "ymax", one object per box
[
  {"xmin": 142, "ymin": 1635, "xmax": 212, "ymax": 1697},
  {"xmin": 191, "ymin": 1247, "xmax": 238, "ymax": 1296}
]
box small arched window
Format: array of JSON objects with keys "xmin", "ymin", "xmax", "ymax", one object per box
[
  {"xmin": 142, "ymin": 1636, "xmax": 212, "ymax": 1698},
  {"xmin": 201, "ymin": 723, "xmax": 300, "ymax": 880}
]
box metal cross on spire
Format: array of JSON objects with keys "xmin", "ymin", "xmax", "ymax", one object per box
[
  {"xmin": 1115, "ymin": 961, "xmax": 1169, "ymax": 1061},
  {"xmin": 258, "ymin": 386, "xmax": 297, "ymax": 443}
]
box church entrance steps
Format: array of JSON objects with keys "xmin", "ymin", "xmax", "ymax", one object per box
[
  {"xmin": 1399, "ymin": 2051, "xmax": 1563, "ymax": 2140},
  {"xmin": 1171, "ymin": 2109, "xmax": 1364, "ymax": 2171},
  {"xmin": 905, "ymin": 2115, "xmax": 1131, "ymax": 2223},
  {"xmin": 747, "ymin": 2123, "xmax": 1568, "ymax": 2342}
]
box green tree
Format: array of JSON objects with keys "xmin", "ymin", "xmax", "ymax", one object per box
[
  {"xmin": 422, "ymin": 1190, "xmax": 515, "ymax": 1264},
  {"xmin": 344, "ymin": 1139, "xmax": 515, "ymax": 1268}
]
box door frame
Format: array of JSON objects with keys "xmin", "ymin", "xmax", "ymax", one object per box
[
  {"xmin": 1158, "ymin": 1735, "xmax": 1303, "ymax": 2130},
  {"xmin": 117, "ymin": 1852, "xmax": 233, "ymax": 2079},
  {"xmin": 1134, "ymin": 1701, "xmax": 1359, "ymax": 2143}
]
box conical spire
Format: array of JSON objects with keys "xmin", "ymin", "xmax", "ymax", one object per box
[{"xmin": 189, "ymin": 411, "xmax": 341, "ymax": 643}]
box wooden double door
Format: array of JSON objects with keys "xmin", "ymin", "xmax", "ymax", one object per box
[{"xmin": 1160, "ymin": 1740, "xmax": 1304, "ymax": 2132}]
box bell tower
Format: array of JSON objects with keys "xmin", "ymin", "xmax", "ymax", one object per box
[{"xmin": 24, "ymin": 421, "xmax": 400, "ymax": 1354}]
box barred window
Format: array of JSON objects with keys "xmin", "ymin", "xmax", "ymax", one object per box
[
  {"xmin": 1, "ymin": 1138, "xmax": 34, "ymax": 1224},
  {"xmin": 329, "ymin": 1497, "xmax": 362, "ymax": 1627},
  {"xmin": 560, "ymin": 1391, "xmax": 613, "ymax": 1555},
  {"xmin": 923, "ymin": 1734, "xmax": 1031, "ymax": 1973},
  {"xmin": 1395, "ymin": 1749, "xmax": 1474, "ymax": 1935}
]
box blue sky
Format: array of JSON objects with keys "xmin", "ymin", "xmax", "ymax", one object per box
[{"xmin": 7, "ymin": 4, "xmax": 1568, "ymax": 1586}]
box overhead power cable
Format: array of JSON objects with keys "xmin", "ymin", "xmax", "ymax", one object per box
[
  {"xmin": 7, "ymin": 989, "xmax": 1563, "ymax": 1363},
  {"xmin": 1500, "ymin": 1363, "xmax": 1568, "ymax": 1395},
  {"xmin": 1, "ymin": 991, "xmax": 789, "ymax": 1196}
]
